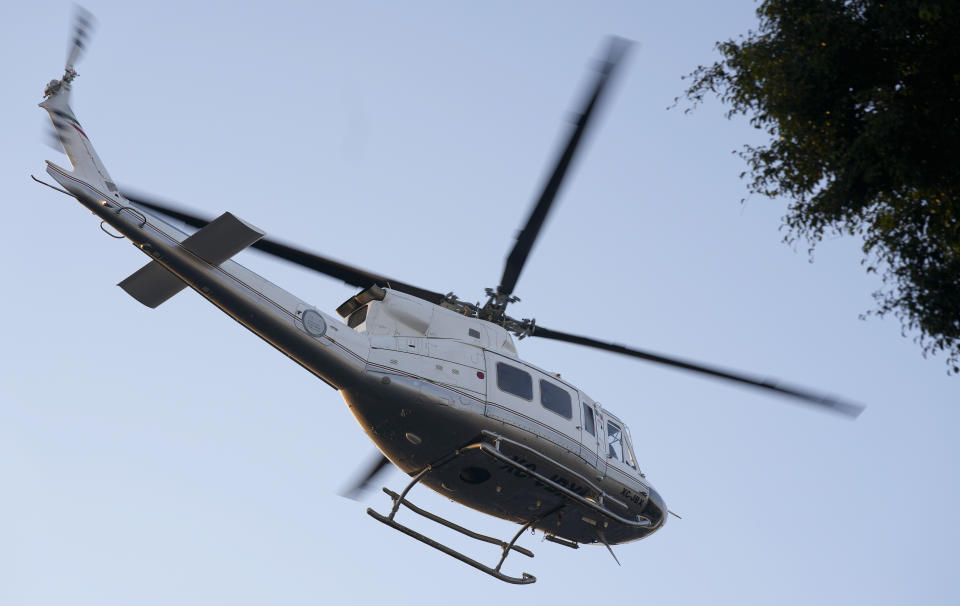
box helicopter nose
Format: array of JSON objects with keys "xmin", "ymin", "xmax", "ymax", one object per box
[{"xmin": 644, "ymin": 487, "xmax": 668, "ymax": 527}]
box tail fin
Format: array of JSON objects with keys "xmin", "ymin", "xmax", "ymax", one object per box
[
  {"xmin": 39, "ymin": 8, "xmax": 120, "ymax": 201},
  {"xmin": 40, "ymin": 85, "xmax": 120, "ymax": 199}
]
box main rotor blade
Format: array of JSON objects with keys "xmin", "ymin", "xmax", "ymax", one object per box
[
  {"xmin": 530, "ymin": 324, "xmax": 864, "ymax": 418},
  {"xmin": 121, "ymin": 191, "xmax": 447, "ymax": 305},
  {"xmin": 497, "ymin": 37, "xmax": 632, "ymax": 298},
  {"xmin": 340, "ymin": 453, "xmax": 392, "ymax": 500}
]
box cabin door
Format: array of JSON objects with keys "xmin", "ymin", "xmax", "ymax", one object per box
[{"xmin": 579, "ymin": 396, "xmax": 607, "ymax": 479}]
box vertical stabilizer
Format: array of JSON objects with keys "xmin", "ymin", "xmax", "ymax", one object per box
[
  {"xmin": 39, "ymin": 8, "xmax": 120, "ymax": 201},
  {"xmin": 40, "ymin": 84, "xmax": 119, "ymax": 199}
]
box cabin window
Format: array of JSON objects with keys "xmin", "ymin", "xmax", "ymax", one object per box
[
  {"xmin": 539, "ymin": 380, "xmax": 572, "ymax": 419},
  {"xmin": 496, "ymin": 363, "xmax": 533, "ymax": 400},
  {"xmin": 607, "ymin": 420, "xmax": 624, "ymax": 461},
  {"xmin": 347, "ymin": 304, "xmax": 368, "ymax": 328},
  {"xmin": 582, "ymin": 402, "xmax": 596, "ymax": 436}
]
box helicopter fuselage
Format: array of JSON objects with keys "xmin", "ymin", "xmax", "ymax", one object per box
[
  {"xmin": 41, "ymin": 105, "xmax": 665, "ymax": 546},
  {"xmin": 36, "ymin": 16, "xmax": 865, "ymax": 580},
  {"xmin": 40, "ymin": 61, "xmax": 664, "ymax": 562}
]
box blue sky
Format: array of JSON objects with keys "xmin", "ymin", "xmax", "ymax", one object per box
[{"xmin": 3, "ymin": 2, "xmax": 957, "ymax": 604}]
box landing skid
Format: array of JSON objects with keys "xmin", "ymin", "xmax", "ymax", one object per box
[
  {"xmin": 366, "ymin": 431, "xmax": 652, "ymax": 583},
  {"xmin": 367, "ymin": 464, "xmax": 543, "ymax": 584}
]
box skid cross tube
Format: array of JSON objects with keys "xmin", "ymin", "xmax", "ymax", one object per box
[
  {"xmin": 493, "ymin": 504, "xmax": 563, "ymax": 573},
  {"xmin": 386, "ymin": 466, "xmax": 431, "ymax": 519}
]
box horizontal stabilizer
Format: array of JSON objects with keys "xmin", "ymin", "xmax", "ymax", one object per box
[
  {"xmin": 118, "ymin": 261, "xmax": 187, "ymax": 308},
  {"xmin": 118, "ymin": 211, "xmax": 264, "ymax": 308},
  {"xmin": 178, "ymin": 211, "xmax": 264, "ymax": 265}
]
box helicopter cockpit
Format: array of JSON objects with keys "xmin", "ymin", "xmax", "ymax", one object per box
[{"xmin": 604, "ymin": 413, "xmax": 643, "ymax": 475}]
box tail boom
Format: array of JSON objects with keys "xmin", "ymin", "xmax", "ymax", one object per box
[
  {"xmin": 43, "ymin": 161, "xmax": 370, "ymax": 392},
  {"xmin": 38, "ymin": 47, "xmax": 370, "ymax": 394}
]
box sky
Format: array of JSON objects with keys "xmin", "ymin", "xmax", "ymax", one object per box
[{"xmin": 2, "ymin": 1, "xmax": 957, "ymax": 604}]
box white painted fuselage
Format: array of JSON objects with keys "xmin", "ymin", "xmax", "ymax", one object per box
[{"xmin": 39, "ymin": 72, "xmax": 665, "ymax": 549}]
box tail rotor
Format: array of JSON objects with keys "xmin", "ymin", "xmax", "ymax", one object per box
[{"xmin": 65, "ymin": 6, "xmax": 96, "ymax": 74}]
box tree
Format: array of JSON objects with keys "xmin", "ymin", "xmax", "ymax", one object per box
[{"xmin": 683, "ymin": 0, "xmax": 960, "ymax": 373}]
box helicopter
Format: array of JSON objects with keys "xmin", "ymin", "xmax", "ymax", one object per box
[{"xmin": 35, "ymin": 10, "xmax": 864, "ymax": 585}]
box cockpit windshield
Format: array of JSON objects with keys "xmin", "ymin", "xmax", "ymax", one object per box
[
  {"xmin": 607, "ymin": 419, "xmax": 624, "ymax": 461},
  {"xmin": 623, "ymin": 425, "xmax": 639, "ymax": 470},
  {"xmin": 606, "ymin": 416, "xmax": 639, "ymax": 471}
]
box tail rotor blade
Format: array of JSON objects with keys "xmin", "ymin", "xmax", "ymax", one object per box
[{"xmin": 66, "ymin": 6, "xmax": 96, "ymax": 69}]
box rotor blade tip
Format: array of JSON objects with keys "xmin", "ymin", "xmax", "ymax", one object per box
[
  {"xmin": 603, "ymin": 36, "xmax": 634, "ymax": 62},
  {"xmin": 832, "ymin": 400, "xmax": 866, "ymax": 419}
]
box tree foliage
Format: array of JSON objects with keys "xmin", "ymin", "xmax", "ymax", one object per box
[{"xmin": 683, "ymin": 0, "xmax": 960, "ymax": 372}]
